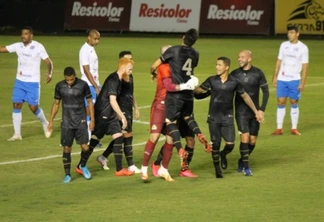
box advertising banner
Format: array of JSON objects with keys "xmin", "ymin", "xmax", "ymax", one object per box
[
  {"xmin": 275, "ymin": 0, "xmax": 324, "ymax": 35},
  {"xmin": 129, "ymin": 0, "xmax": 201, "ymax": 32},
  {"xmin": 64, "ymin": 0, "xmax": 131, "ymax": 31},
  {"xmin": 199, "ymin": 0, "xmax": 272, "ymax": 35}
]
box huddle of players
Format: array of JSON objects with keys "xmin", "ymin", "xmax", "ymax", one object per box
[{"xmin": 51, "ymin": 28, "xmax": 269, "ymax": 183}]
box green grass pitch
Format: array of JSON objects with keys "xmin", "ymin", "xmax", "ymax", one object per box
[{"xmin": 0, "ymin": 35, "xmax": 323, "ymax": 221}]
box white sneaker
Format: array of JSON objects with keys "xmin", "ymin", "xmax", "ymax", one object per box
[
  {"xmin": 97, "ymin": 155, "xmax": 109, "ymax": 170},
  {"xmin": 43, "ymin": 121, "xmax": 52, "ymax": 138},
  {"xmin": 7, "ymin": 134, "xmax": 22, "ymax": 141},
  {"xmin": 157, "ymin": 167, "xmax": 175, "ymax": 182},
  {"xmin": 128, "ymin": 165, "xmax": 141, "ymax": 174}
]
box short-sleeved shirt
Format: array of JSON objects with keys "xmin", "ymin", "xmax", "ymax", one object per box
[
  {"xmin": 118, "ymin": 74, "xmax": 134, "ymax": 116},
  {"xmin": 161, "ymin": 45, "xmax": 199, "ymax": 100},
  {"xmin": 95, "ymin": 72, "xmax": 121, "ymax": 118},
  {"xmin": 6, "ymin": 40, "xmax": 49, "ymax": 83},
  {"xmin": 79, "ymin": 42, "xmax": 99, "ymax": 86},
  {"xmin": 277, "ymin": 40, "xmax": 308, "ymax": 81},
  {"xmin": 54, "ymin": 77, "xmax": 91, "ymax": 128},
  {"xmin": 231, "ymin": 66, "xmax": 268, "ymax": 118},
  {"xmin": 200, "ymin": 75, "xmax": 245, "ymax": 123}
]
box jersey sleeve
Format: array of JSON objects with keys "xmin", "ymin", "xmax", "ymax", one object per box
[
  {"xmin": 301, "ymin": 45, "xmax": 309, "ymax": 64},
  {"xmin": 160, "ymin": 47, "xmax": 174, "ymax": 63},
  {"xmin": 277, "ymin": 42, "xmax": 284, "ymax": 60},
  {"xmin": 84, "ymin": 82, "xmax": 92, "ymax": 99},
  {"xmin": 200, "ymin": 76, "xmax": 212, "ymax": 91},
  {"xmin": 54, "ymin": 83, "xmax": 61, "ymax": 100},
  {"xmin": 79, "ymin": 47, "xmax": 90, "ymax": 66},
  {"xmin": 5, "ymin": 43, "xmax": 19, "ymax": 53},
  {"xmin": 107, "ymin": 75, "xmax": 119, "ymax": 96},
  {"xmin": 235, "ymin": 80, "xmax": 246, "ymax": 95},
  {"xmin": 39, "ymin": 43, "xmax": 49, "ymax": 60},
  {"xmin": 159, "ymin": 64, "xmax": 171, "ymax": 79}
]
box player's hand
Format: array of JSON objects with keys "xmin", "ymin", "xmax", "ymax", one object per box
[
  {"xmin": 47, "ymin": 121, "xmax": 53, "ymax": 132},
  {"xmin": 89, "ymin": 120, "xmax": 95, "ymax": 131},
  {"xmin": 134, "ymin": 108, "xmax": 140, "ymax": 120},
  {"xmin": 121, "ymin": 116, "xmax": 127, "ymax": 130},
  {"xmin": 258, "ymin": 110, "xmax": 265, "ymax": 123},
  {"xmin": 95, "ymin": 87, "xmax": 101, "ymax": 95},
  {"xmin": 190, "ymin": 75, "xmax": 199, "ymax": 87},
  {"xmin": 272, "ymin": 78, "xmax": 277, "ymax": 88},
  {"xmin": 255, "ymin": 112, "xmax": 264, "ymax": 123},
  {"xmin": 298, "ymin": 84, "xmax": 305, "ymax": 92},
  {"xmin": 45, "ymin": 73, "xmax": 52, "ymax": 84}
]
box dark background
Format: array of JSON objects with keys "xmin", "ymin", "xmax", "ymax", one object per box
[{"xmin": 0, "ymin": 0, "xmax": 65, "ymax": 33}]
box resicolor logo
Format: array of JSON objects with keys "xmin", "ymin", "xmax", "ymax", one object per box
[
  {"xmin": 288, "ymin": 0, "xmax": 324, "ymax": 21},
  {"xmin": 287, "ymin": 0, "xmax": 324, "ymax": 31}
]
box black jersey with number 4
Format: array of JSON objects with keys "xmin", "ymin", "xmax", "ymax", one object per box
[
  {"xmin": 54, "ymin": 77, "xmax": 91, "ymax": 128},
  {"xmin": 200, "ymin": 75, "xmax": 245, "ymax": 123},
  {"xmin": 161, "ymin": 45, "xmax": 199, "ymax": 99},
  {"xmin": 118, "ymin": 74, "xmax": 134, "ymax": 116},
  {"xmin": 95, "ymin": 72, "xmax": 121, "ymax": 119},
  {"xmin": 231, "ymin": 66, "xmax": 268, "ymax": 118}
]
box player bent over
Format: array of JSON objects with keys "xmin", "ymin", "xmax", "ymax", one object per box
[{"xmin": 48, "ymin": 67, "xmax": 94, "ymax": 183}]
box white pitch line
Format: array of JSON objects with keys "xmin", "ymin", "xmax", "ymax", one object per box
[
  {"xmin": 0, "ymin": 82, "xmax": 323, "ymax": 166},
  {"xmin": 0, "ymin": 137, "xmax": 166, "ymax": 166}
]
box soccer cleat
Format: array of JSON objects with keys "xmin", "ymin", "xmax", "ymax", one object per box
[
  {"xmin": 141, "ymin": 173, "xmax": 149, "ymax": 181},
  {"xmin": 179, "ymin": 169, "xmax": 198, "ymax": 178},
  {"xmin": 96, "ymin": 143, "xmax": 102, "ymax": 148},
  {"xmin": 115, "ymin": 168, "xmax": 134, "ymax": 176},
  {"xmin": 151, "ymin": 162, "xmax": 160, "ymax": 177},
  {"xmin": 158, "ymin": 168, "xmax": 175, "ymax": 182},
  {"xmin": 198, "ymin": 133, "xmax": 212, "ymax": 153},
  {"xmin": 271, "ymin": 129, "xmax": 283, "ymax": 136},
  {"xmin": 7, "ymin": 134, "xmax": 22, "ymax": 141},
  {"xmin": 97, "ymin": 155, "xmax": 109, "ymax": 170},
  {"xmin": 128, "ymin": 165, "xmax": 141, "ymax": 174},
  {"xmin": 216, "ymin": 172, "xmax": 224, "ymax": 178},
  {"xmin": 220, "ymin": 151, "xmax": 227, "ymax": 169},
  {"xmin": 243, "ymin": 167, "xmax": 253, "ymax": 176},
  {"xmin": 43, "ymin": 121, "xmax": 52, "ymax": 138},
  {"xmin": 291, "ymin": 129, "xmax": 301, "ymax": 136},
  {"xmin": 178, "ymin": 148, "xmax": 189, "ymax": 169},
  {"xmin": 75, "ymin": 166, "xmax": 83, "ymax": 175},
  {"xmin": 79, "ymin": 165, "xmax": 91, "ymax": 179},
  {"xmin": 63, "ymin": 175, "xmax": 71, "ymax": 184},
  {"xmin": 237, "ymin": 159, "xmax": 244, "ymax": 172}
]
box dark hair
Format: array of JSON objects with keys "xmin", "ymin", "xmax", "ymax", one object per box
[
  {"xmin": 287, "ymin": 24, "xmax": 299, "ymax": 32},
  {"xmin": 119, "ymin": 51, "xmax": 132, "ymax": 59},
  {"xmin": 64, "ymin": 67, "xmax": 76, "ymax": 76},
  {"xmin": 22, "ymin": 26, "xmax": 33, "ymax": 34},
  {"xmin": 183, "ymin": 28, "xmax": 198, "ymax": 47},
  {"xmin": 217, "ymin": 56, "xmax": 231, "ymax": 67}
]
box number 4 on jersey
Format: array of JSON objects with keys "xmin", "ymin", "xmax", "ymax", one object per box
[{"xmin": 182, "ymin": 58, "xmax": 192, "ymax": 76}]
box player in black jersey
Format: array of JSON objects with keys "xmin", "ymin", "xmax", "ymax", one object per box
[
  {"xmin": 48, "ymin": 67, "xmax": 94, "ymax": 183},
  {"xmin": 194, "ymin": 57, "xmax": 263, "ymax": 178},
  {"xmin": 96, "ymin": 51, "xmax": 141, "ymax": 173},
  {"xmin": 150, "ymin": 29, "xmax": 211, "ymax": 177},
  {"xmin": 225, "ymin": 50, "xmax": 269, "ymax": 174},
  {"xmin": 82, "ymin": 57, "xmax": 136, "ymax": 176}
]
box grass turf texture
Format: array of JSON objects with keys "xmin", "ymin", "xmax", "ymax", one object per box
[{"xmin": 0, "ymin": 35, "xmax": 323, "ymax": 221}]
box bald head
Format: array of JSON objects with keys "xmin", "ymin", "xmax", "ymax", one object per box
[
  {"xmin": 240, "ymin": 50, "xmax": 252, "ymax": 59},
  {"xmin": 238, "ymin": 50, "xmax": 252, "ymax": 70},
  {"xmin": 88, "ymin": 29, "xmax": 100, "ymax": 37},
  {"xmin": 87, "ymin": 29, "xmax": 100, "ymax": 47},
  {"xmin": 160, "ymin": 45, "xmax": 172, "ymax": 55}
]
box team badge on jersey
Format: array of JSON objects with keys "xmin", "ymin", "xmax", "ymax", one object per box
[{"xmin": 151, "ymin": 125, "xmax": 157, "ymax": 130}]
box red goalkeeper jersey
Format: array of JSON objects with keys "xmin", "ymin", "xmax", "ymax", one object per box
[{"xmin": 154, "ymin": 63, "xmax": 171, "ymax": 103}]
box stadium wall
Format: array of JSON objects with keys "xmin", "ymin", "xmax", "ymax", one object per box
[{"xmin": 1, "ymin": 0, "xmax": 323, "ymax": 35}]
